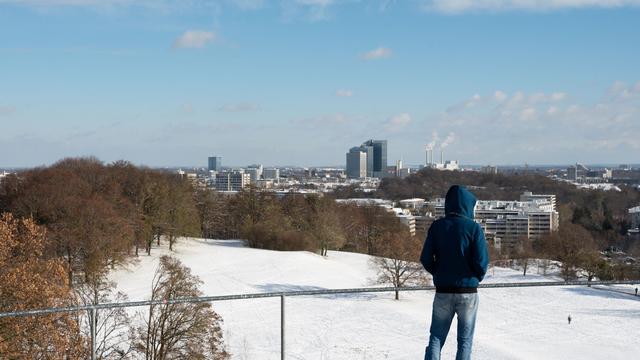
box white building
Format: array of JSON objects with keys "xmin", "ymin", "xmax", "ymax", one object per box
[
  {"xmin": 431, "ymin": 160, "xmax": 460, "ymax": 171},
  {"xmin": 399, "ymin": 198, "xmax": 425, "ymax": 210},
  {"xmin": 520, "ymin": 192, "xmax": 557, "ymax": 212},
  {"xmin": 392, "ymin": 207, "xmax": 416, "ymax": 236},
  {"xmin": 215, "ymin": 171, "xmax": 251, "ymax": 191},
  {"xmin": 432, "ymin": 192, "xmax": 559, "ymax": 250}
]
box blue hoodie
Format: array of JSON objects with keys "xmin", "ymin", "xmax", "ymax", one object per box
[{"xmin": 420, "ymin": 185, "xmax": 489, "ymax": 290}]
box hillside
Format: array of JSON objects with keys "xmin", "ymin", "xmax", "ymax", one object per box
[{"xmin": 110, "ymin": 238, "xmax": 640, "ymax": 360}]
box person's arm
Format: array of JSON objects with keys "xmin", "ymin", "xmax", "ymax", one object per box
[
  {"xmin": 471, "ymin": 224, "xmax": 489, "ymax": 281},
  {"xmin": 420, "ymin": 225, "xmax": 436, "ymax": 274}
]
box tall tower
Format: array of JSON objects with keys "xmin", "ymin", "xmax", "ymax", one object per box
[
  {"xmin": 346, "ymin": 147, "xmax": 367, "ymax": 178},
  {"xmin": 361, "ymin": 139, "xmax": 387, "ymax": 178},
  {"xmin": 208, "ymin": 156, "xmax": 222, "ymax": 171}
]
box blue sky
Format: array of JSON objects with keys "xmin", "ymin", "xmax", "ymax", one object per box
[{"xmin": 1, "ymin": 0, "xmax": 639, "ymax": 167}]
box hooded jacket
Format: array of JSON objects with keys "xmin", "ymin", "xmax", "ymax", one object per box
[{"xmin": 420, "ymin": 185, "xmax": 489, "ymax": 291}]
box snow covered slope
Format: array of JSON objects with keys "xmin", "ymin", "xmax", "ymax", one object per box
[{"xmin": 110, "ymin": 238, "xmax": 640, "ymax": 360}]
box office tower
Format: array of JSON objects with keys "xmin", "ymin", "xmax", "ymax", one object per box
[
  {"xmin": 346, "ymin": 147, "xmax": 367, "ymax": 179},
  {"xmin": 208, "ymin": 156, "xmax": 222, "ymax": 172},
  {"xmin": 361, "ymin": 139, "xmax": 387, "ymax": 178}
]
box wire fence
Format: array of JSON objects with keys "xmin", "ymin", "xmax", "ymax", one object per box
[{"xmin": 1, "ymin": 280, "xmax": 639, "ymax": 360}]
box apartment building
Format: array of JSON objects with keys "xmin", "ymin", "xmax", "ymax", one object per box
[
  {"xmin": 215, "ymin": 171, "xmax": 251, "ymax": 191},
  {"xmin": 431, "ymin": 192, "xmax": 559, "ymax": 250}
]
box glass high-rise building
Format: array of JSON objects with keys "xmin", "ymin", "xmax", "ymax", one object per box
[
  {"xmin": 346, "ymin": 147, "xmax": 367, "ymax": 179},
  {"xmin": 208, "ymin": 156, "xmax": 222, "ymax": 171},
  {"xmin": 361, "ymin": 140, "xmax": 387, "ymax": 178}
]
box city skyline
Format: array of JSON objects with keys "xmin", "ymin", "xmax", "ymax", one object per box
[{"xmin": 1, "ymin": 1, "xmax": 640, "ymax": 167}]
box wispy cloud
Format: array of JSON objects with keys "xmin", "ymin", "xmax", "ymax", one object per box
[
  {"xmin": 336, "ymin": 89, "xmax": 353, "ymax": 97},
  {"xmin": 384, "ymin": 113, "xmax": 411, "ymax": 132},
  {"xmin": 172, "ymin": 30, "xmax": 216, "ymax": 49},
  {"xmin": 361, "ymin": 46, "xmax": 392, "ymax": 60},
  {"xmin": 434, "ymin": 80, "xmax": 640, "ymax": 163},
  {"xmin": 218, "ymin": 102, "xmax": 260, "ymax": 112},
  {"xmin": 421, "ymin": 0, "xmax": 640, "ymax": 14}
]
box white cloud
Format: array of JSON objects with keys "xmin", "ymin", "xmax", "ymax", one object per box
[
  {"xmin": 434, "ymin": 80, "xmax": 640, "ymax": 163},
  {"xmin": 384, "ymin": 113, "xmax": 411, "ymax": 132},
  {"xmin": 494, "ymin": 90, "xmax": 507, "ymax": 102},
  {"xmin": 422, "ymin": 0, "xmax": 640, "ymax": 14},
  {"xmin": 336, "ymin": 89, "xmax": 353, "ymax": 97},
  {"xmin": 520, "ymin": 107, "xmax": 536, "ymax": 120},
  {"xmin": 361, "ymin": 47, "xmax": 392, "ymax": 60},
  {"xmin": 173, "ymin": 30, "xmax": 216, "ymax": 49},
  {"xmin": 551, "ymin": 92, "xmax": 567, "ymax": 101},
  {"xmin": 218, "ymin": 102, "xmax": 260, "ymax": 112}
]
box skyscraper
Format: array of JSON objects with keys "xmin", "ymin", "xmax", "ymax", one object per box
[
  {"xmin": 346, "ymin": 147, "xmax": 367, "ymax": 178},
  {"xmin": 359, "ymin": 143, "xmax": 374, "ymax": 177},
  {"xmin": 362, "ymin": 139, "xmax": 387, "ymax": 178},
  {"xmin": 208, "ymin": 156, "xmax": 222, "ymax": 172}
]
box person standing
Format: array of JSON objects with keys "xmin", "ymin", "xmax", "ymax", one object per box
[
  {"xmin": 568, "ymin": 315, "xmax": 572, "ymax": 324},
  {"xmin": 420, "ymin": 185, "xmax": 489, "ymax": 360}
]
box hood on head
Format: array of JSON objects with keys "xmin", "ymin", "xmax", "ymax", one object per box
[{"xmin": 444, "ymin": 185, "xmax": 477, "ymax": 219}]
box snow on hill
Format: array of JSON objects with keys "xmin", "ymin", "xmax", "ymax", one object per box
[{"xmin": 110, "ymin": 238, "xmax": 640, "ymax": 360}]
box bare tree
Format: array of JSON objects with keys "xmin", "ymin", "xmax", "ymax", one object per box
[
  {"xmin": 540, "ymin": 222, "xmax": 598, "ymax": 281},
  {"xmin": 76, "ymin": 273, "xmax": 133, "ymax": 359},
  {"xmin": 312, "ymin": 197, "xmax": 346, "ymax": 257},
  {"xmin": 371, "ymin": 233, "xmax": 428, "ymax": 300},
  {"xmin": 134, "ymin": 256, "xmax": 229, "ymax": 359},
  {"xmin": 514, "ymin": 236, "xmax": 534, "ymax": 276}
]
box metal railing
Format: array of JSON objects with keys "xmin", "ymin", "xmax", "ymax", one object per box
[{"xmin": 0, "ymin": 280, "xmax": 638, "ymax": 359}]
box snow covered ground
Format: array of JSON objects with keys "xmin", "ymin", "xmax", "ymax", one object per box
[{"xmin": 110, "ymin": 238, "xmax": 640, "ymax": 360}]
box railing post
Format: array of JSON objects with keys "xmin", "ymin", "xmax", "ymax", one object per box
[
  {"xmin": 90, "ymin": 307, "xmax": 97, "ymax": 360},
  {"xmin": 281, "ymin": 295, "xmax": 285, "ymax": 360}
]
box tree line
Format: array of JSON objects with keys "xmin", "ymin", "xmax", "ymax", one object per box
[
  {"xmin": 0, "ymin": 213, "xmax": 228, "ymax": 359},
  {"xmin": 0, "ymin": 157, "xmax": 426, "ymax": 357},
  {"xmin": 0, "ymin": 158, "xmax": 226, "ymax": 359},
  {"xmin": 0, "ymin": 157, "xmax": 201, "ymax": 284}
]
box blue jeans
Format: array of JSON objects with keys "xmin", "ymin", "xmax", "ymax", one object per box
[{"xmin": 424, "ymin": 292, "xmax": 478, "ymax": 360}]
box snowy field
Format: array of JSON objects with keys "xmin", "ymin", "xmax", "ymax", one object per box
[{"xmin": 110, "ymin": 238, "xmax": 640, "ymax": 360}]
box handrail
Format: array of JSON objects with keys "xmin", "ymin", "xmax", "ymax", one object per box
[{"xmin": 1, "ymin": 279, "xmax": 638, "ymax": 318}]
